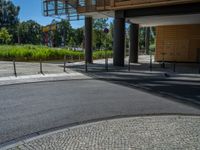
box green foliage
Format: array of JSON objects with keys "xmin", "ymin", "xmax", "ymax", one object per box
[
  {"xmin": 54, "ymin": 19, "xmax": 72, "ymax": 47},
  {"xmin": 68, "ymin": 36, "xmax": 76, "ymax": 48},
  {"xmin": 0, "ymin": 45, "xmax": 112, "ymax": 61},
  {"xmin": 0, "ymin": 0, "xmax": 157, "ymax": 51},
  {"xmin": 0, "ymin": 0, "xmax": 20, "ymax": 43},
  {"xmin": 93, "ymin": 50, "xmax": 113, "ymax": 59},
  {"xmin": 73, "ymin": 27, "xmax": 84, "ymax": 47},
  {"xmin": 18, "ymin": 20, "xmax": 42, "ymax": 44},
  {"xmin": 93, "ymin": 18, "xmax": 109, "ymax": 50},
  {"xmin": 0, "ymin": 27, "xmax": 12, "ymax": 44},
  {"xmin": 0, "ymin": 0, "xmax": 20, "ymax": 28},
  {"xmin": 138, "ymin": 27, "xmax": 156, "ymax": 51}
]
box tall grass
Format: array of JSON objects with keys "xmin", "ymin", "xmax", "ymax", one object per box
[{"xmin": 0, "ymin": 45, "xmax": 112, "ymax": 61}]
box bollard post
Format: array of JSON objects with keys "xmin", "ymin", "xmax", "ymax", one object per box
[
  {"xmin": 161, "ymin": 52, "xmax": 165, "ymax": 68},
  {"xmin": 79, "ymin": 53, "xmax": 81, "ymax": 61},
  {"xmin": 199, "ymin": 63, "xmax": 200, "ymax": 74},
  {"xmin": 64, "ymin": 55, "xmax": 66, "ymax": 72},
  {"xmin": 13, "ymin": 59, "xmax": 17, "ymax": 77},
  {"xmin": 128, "ymin": 56, "xmax": 131, "ymax": 72},
  {"xmin": 198, "ymin": 48, "xmax": 200, "ymax": 74},
  {"xmin": 71, "ymin": 55, "xmax": 73, "ymax": 63},
  {"xmin": 40, "ymin": 59, "xmax": 43, "ymax": 74},
  {"xmin": 85, "ymin": 53, "xmax": 88, "ymax": 72},
  {"xmin": 105, "ymin": 50, "xmax": 108, "ymax": 72},
  {"xmin": 103, "ymin": 28, "xmax": 109, "ymax": 72},
  {"xmin": 150, "ymin": 51, "xmax": 153, "ymax": 72},
  {"xmin": 198, "ymin": 60, "xmax": 200, "ymax": 74},
  {"xmin": 173, "ymin": 62, "xmax": 176, "ymax": 72}
]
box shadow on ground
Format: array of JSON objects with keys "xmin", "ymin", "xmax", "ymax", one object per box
[{"xmin": 68, "ymin": 63, "xmax": 200, "ymax": 109}]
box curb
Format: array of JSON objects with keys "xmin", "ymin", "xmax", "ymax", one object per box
[{"xmin": 0, "ymin": 72, "xmax": 91, "ymax": 86}]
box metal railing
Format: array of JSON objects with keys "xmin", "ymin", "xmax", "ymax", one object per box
[{"xmin": 42, "ymin": 0, "xmax": 199, "ymax": 20}]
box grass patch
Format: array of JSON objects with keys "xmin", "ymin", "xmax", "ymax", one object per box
[{"xmin": 0, "ymin": 45, "xmax": 112, "ymax": 61}]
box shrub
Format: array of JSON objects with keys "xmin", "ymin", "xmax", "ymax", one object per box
[{"xmin": 0, "ymin": 45, "xmax": 112, "ymax": 61}]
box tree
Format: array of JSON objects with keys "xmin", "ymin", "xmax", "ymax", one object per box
[
  {"xmin": 68, "ymin": 36, "xmax": 76, "ymax": 49},
  {"xmin": 105, "ymin": 22, "xmax": 113, "ymax": 50},
  {"xmin": 18, "ymin": 20, "xmax": 42, "ymax": 44},
  {"xmin": 138, "ymin": 27, "xmax": 156, "ymax": 53},
  {"xmin": 74, "ymin": 27, "xmax": 83, "ymax": 47},
  {"xmin": 0, "ymin": 0, "xmax": 20, "ymax": 43},
  {"xmin": 54, "ymin": 19, "xmax": 72, "ymax": 47},
  {"xmin": 93, "ymin": 18, "xmax": 108, "ymax": 50},
  {"xmin": 139, "ymin": 27, "xmax": 146, "ymax": 50},
  {"xmin": 0, "ymin": 27, "xmax": 12, "ymax": 44},
  {"xmin": 0, "ymin": 0, "xmax": 20, "ymax": 28}
]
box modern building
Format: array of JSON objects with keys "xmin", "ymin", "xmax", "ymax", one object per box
[{"xmin": 43, "ymin": 0, "xmax": 200, "ymax": 66}]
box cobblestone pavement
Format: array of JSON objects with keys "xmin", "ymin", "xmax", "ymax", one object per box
[{"xmin": 4, "ymin": 115, "xmax": 200, "ymax": 150}]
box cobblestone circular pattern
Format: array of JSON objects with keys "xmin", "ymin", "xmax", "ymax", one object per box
[{"xmin": 9, "ymin": 116, "xmax": 200, "ymax": 150}]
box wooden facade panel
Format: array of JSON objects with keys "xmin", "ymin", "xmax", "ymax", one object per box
[
  {"xmin": 111, "ymin": 0, "xmax": 199, "ymax": 9},
  {"xmin": 175, "ymin": 40, "xmax": 189, "ymax": 61},
  {"xmin": 176, "ymin": 26, "xmax": 190, "ymax": 39},
  {"xmin": 189, "ymin": 39, "xmax": 200, "ymax": 61},
  {"xmin": 76, "ymin": 0, "xmax": 200, "ymax": 13},
  {"xmin": 155, "ymin": 24, "xmax": 200, "ymax": 62},
  {"xmin": 163, "ymin": 40, "xmax": 175, "ymax": 61}
]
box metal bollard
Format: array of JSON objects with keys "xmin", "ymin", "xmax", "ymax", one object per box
[
  {"xmin": 199, "ymin": 61, "xmax": 200, "ymax": 74},
  {"xmin": 71, "ymin": 55, "xmax": 73, "ymax": 62},
  {"xmin": 128, "ymin": 57, "xmax": 131, "ymax": 72},
  {"xmin": 40, "ymin": 59, "xmax": 43, "ymax": 74},
  {"xmin": 105, "ymin": 50, "xmax": 108, "ymax": 72},
  {"xmin": 198, "ymin": 48, "xmax": 200, "ymax": 74},
  {"xmin": 79, "ymin": 54, "xmax": 81, "ymax": 61},
  {"xmin": 173, "ymin": 62, "xmax": 176, "ymax": 72},
  {"xmin": 64, "ymin": 55, "xmax": 66, "ymax": 72},
  {"xmin": 85, "ymin": 56, "xmax": 88, "ymax": 72},
  {"xmin": 13, "ymin": 59, "xmax": 17, "ymax": 77},
  {"xmin": 150, "ymin": 53, "xmax": 153, "ymax": 72},
  {"xmin": 161, "ymin": 52, "xmax": 165, "ymax": 68}
]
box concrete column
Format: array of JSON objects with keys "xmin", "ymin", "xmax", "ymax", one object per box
[
  {"xmin": 129, "ymin": 23, "xmax": 139, "ymax": 63},
  {"xmin": 113, "ymin": 11, "xmax": 125, "ymax": 66},
  {"xmin": 85, "ymin": 17, "xmax": 93, "ymax": 63}
]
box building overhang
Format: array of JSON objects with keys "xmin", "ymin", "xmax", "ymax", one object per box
[{"xmin": 128, "ymin": 14, "xmax": 200, "ymax": 27}]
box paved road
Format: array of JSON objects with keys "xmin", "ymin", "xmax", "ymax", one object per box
[{"xmin": 0, "ymin": 79, "xmax": 200, "ymax": 146}]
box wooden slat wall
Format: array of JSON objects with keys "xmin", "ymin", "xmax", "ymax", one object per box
[
  {"xmin": 99, "ymin": 0, "xmax": 199, "ymax": 11},
  {"xmin": 155, "ymin": 24, "xmax": 200, "ymax": 62},
  {"xmin": 78, "ymin": 0, "xmax": 199, "ymax": 13}
]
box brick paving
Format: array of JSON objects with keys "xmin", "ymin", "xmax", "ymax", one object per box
[{"xmin": 5, "ymin": 115, "xmax": 200, "ymax": 150}]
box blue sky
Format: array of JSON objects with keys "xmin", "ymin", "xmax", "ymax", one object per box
[{"xmin": 12, "ymin": 0, "xmax": 84, "ymax": 28}]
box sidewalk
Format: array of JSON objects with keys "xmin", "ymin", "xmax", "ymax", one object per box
[
  {"xmin": 0, "ymin": 61, "xmax": 65, "ymax": 77},
  {"xmin": 0, "ymin": 61, "xmax": 91, "ymax": 86},
  {"xmin": 0, "ymin": 72, "xmax": 91, "ymax": 86},
  {"xmin": 2, "ymin": 115, "xmax": 200, "ymax": 150},
  {"xmin": 0, "ymin": 57, "xmax": 200, "ymax": 86}
]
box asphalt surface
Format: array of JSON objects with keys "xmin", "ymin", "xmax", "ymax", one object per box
[{"xmin": 0, "ymin": 79, "xmax": 200, "ymax": 146}]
